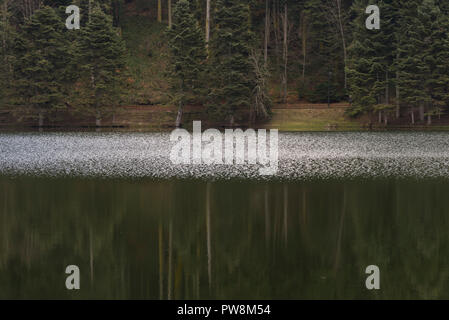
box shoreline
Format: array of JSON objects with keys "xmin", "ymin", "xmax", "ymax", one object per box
[{"xmin": 2, "ymin": 103, "xmax": 449, "ymax": 132}]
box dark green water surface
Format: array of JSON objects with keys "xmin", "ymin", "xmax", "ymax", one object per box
[{"xmin": 1, "ymin": 177, "xmax": 448, "ymax": 299}]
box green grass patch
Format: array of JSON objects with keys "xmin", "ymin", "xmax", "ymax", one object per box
[
  {"xmin": 265, "ymin": 108, "xmax": 362, "ymax": 131},
  {"xmin": 121, "ymin": 16, "xmax": 169, "ymax": 106}
]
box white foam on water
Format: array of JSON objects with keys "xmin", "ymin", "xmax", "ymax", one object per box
[{"xmin": 1, "ymin": 132, "xmax": 449, "ymax": 180}]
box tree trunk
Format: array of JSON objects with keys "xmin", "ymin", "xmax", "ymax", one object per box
[
  {"xmin": 38, "ymin": 110, "xmax": 44, "ymax": 128},
  {"xmin": 168, "ymin": 0, "xmax": 172, "ymax": 27},
  {"xmin": 427, "ymin": 114, "xmax": 432, "ymax": 125},
  {"xmin": 230, "ymin": 115, "xmax": 235, "ymax": 127},
  {"xmin": 419, "ymin": 103, "xmax": 425, "ymax": 122},
  {"xmin": 2, "ymin": 1, "xmax": 7, "ymax": 58},
  {"xmin": 282, "ymin": 3, "xmax": 288, "ymax": 103},
  {"xmin": 396, "ymin": 69, "xmax": 400, "ymax": 119},
  {"xmin": 300, "ymin": 12, "xmax": 307, "ymax": 84},
  {"xmin": 411, "ymin": 108, "xmax": 415, "ymax": 125},
  {"xmin": 206, "ymin": 0, "xmax": 210, "ymax": 46},
  {"xmin": 113, "ymin": 0, "xmax": 120, "ymax": 27},
  {"xmin": 158, "ymin": 0, "xmax": 162, "ymax": 23},
  {"xmin": 378, "ymin": 110, "xmax": 382, "ymax": 124},
  {"xmin": 95, "ymin": 109, "xmax": 101, "ymax": 127},
  {"xmin": 336, "ymin": 1, "xmax": 348, "ymax": 89},
  {"xmin": 385, "ymin": 70, "xmax": 389, "ymax": 104},
  {"xmin": 175, "ymin": 101, "xmax": 183, "ymax": 128},
  {"xmin": 264, "ymin": 0, "xmax": 269, "ymax": 65},
  {"xmin": 273, "ymin": 0, "xmax": 281, "ymax": 98}
]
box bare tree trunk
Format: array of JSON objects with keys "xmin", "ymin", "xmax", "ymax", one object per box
[
  {"xmin": 337, "ymin": 2, "xmax": 347, "ymax": 89},
  {"xmin": 385, "ymin": 70, "xmax": 389, "ymax": 104},
  {"xmin": 378, "ymin": 111, "xmax": 382, "ymax": 124},
  {"xmin": 273, "ymin": 0, "xmax": 281, "ymax": 98},
  {"xmin": 158, "ymin": 0, "xmax": 162, "ymax": 23},
  {"xmin": 20, "ymin": 0, "xmax": 39, "ymax": 19},
  {"xmin": 2, "ymin": 1, "xmax": 7, "ymax": 57},
  {"xmin": 38, "ymin": 110, "xmax": 44, "ymax": 128},
  {"xmin": 419, "ymin": 103, "xmax": 425, "ymax": 122},
  {"xmin": 322, "ymin": 0, "xmax": 348, "ymax": 89},
  {"xmin": 175, "ymin": 101, "xmax": 183, "ymax": 128},
  {"xmin": 282, "ymin": 3, "xmax": 288, "ymax": 103},
  {"xmin": 427, "ymin": 114, "xmax": 432, "ymax": 125},
  {"xmin": 300, "ymin": 11, "xmax": 307, "ymax": 84},
  {"xmin": 168, "ymin": 0, "xmax": 172, "ymax": 28},
  {"xmin": 411, "ymin": 108, "xmax": 415, "ymax": 125},
  {"xmin": 206, "ymin": 0, "xmax": 210, "ymax": 46},
  {"xmin": 396, "ymin": 68, "xmax": 400, "ymax": 119},
  {"xmin": 264, "ymin": 0, "xmax": 270, "ymax": 65},
  {"xmin": 95, "ymin": 112, "xmax": 101, "ymax": 127}
]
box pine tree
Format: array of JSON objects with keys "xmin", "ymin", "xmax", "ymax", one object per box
[
  {"xmin": 208, "ymin": 0, "xmax": 254, "ymax": 125},
  {"xmin": 167, "ymin": 0, "xmax": 207, "ymax": 128},
  {"xmin": 0, "ymin": 0, "xmax": 13, "ymax": 108},
  {"xmin": 396, "ymin": 0, "xmax": 439, "ymax": 124},
  {"xmin": 75, "ymin": 5, "xmax": 127, "ymax": 126},
  {"xmin": 12, "ymin": 6, "xmax": 72, "ymax": 127},
  {"xmin": 347, "ymin": 0, "xmax": 397, "ymax": 122},
  {"xmin": 425, "ymin": 0, "xmax": 449, "ymax": 124},
  {"xmin": 346, "ymin": 0, "xmax": 378, "ymax": 116},
  {"xmin": 429, "ymin": 5, "xmax": 449, "ymax": 116},
  {"xmin": 299, "ymin": 0, "xmax": 346, "ymax": 103}
]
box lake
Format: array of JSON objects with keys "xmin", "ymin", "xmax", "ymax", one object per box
[{"xmin": 1, "ymin": 132, "xmax": 449, "ymax": 299}]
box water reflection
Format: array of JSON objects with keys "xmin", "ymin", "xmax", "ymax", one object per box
[{"xmin": 0, "ymin": 177, "xmax": 448, "ymax": 299}]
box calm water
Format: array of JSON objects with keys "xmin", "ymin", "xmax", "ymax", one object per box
[{"xmin": 1, "ymin": 132, "xmax": 449, "ymax": 299}]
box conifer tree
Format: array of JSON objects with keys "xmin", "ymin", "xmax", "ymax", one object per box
[
  {"xmin": 75, "ymin": 5, "xmax": 127, "ymax": 126},
  {"xmin": 12, "ymin": 6, "xmax": 72, "ymax": 127},
  {"xmin": 396, "ymin": 0, "xmax": 439, "ymax": 124},
  {"xmin": 208, "ymin": 0, "xmax": 254, "ymax": 125},
  {"xmin": 431, "ymin": 7, "xmax": 449, "ymax": 120},
  {"xmin": 423, "ymin": 0, "xmax": 449, "ymax": 124},
  {"xmin": 347, "ymin": 0, "xmax": 397, "ymax": 122},
  {"xmin": 0, "ymin": 0, "xmax": 13, "ymax": 108},
  {"xmin": 167, "ymin": 0, "xmax": 206, "ymax": 128},
  {"xmin": 346, "ymin": 0, "xmax": 378, "ymax": 116}
]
